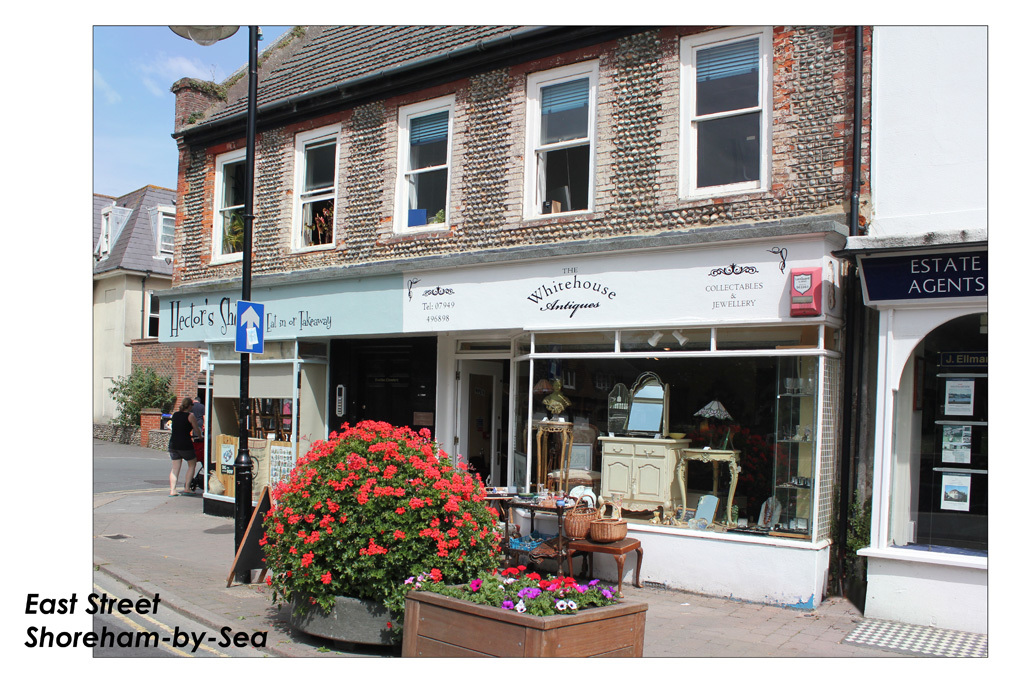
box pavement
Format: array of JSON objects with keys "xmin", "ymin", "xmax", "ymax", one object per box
[{"xmin": 93, "ymin": 438, "xmax": 986, "ymax": 660}]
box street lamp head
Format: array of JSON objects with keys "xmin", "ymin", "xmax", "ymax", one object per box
[{"xmin": 169, "ymin": 25, "xmax": 240, "ymax": 46}]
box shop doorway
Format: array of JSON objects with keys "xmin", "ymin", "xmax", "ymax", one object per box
[{"xmin": 456, "ymin": 360, "xmax": 509, "ymax": 486}]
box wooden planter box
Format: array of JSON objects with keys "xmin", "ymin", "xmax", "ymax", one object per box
[{"xmin": 403, "ymin": 591, "xmax": 646, "ymax": 657}]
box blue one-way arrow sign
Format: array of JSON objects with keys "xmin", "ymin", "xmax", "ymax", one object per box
[{"xmin": 235, "ymin": 300, "xmax": 265, "ymax": 354}]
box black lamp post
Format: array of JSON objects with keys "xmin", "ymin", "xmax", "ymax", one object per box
[{"xmin": 171, "ymin": 25, "xmax": 259, "ymax": 583}]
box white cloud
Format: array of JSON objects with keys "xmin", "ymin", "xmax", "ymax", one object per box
[
  {"xmin": 94, "ymin": 69, "xmax": 122, "ymax": 104},
  {"xmin": 135, "ymin": 53, "xmax": 221, "ymax": 98},
  {"xmin": 142, "ymin": 76, "xmax": 165, "ymax": 98}
]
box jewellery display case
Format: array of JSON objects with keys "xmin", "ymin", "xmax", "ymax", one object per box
[{"xmin": 771, "ymin": 356, "xmax": 818, "ymax": 538}]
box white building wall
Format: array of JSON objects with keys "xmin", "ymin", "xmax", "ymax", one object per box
[{"xmin": 869, "ymin": 26, "xmax": 987, "ymax": 237}]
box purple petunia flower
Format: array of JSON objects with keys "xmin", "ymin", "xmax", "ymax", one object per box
[
  {"xmin": 502, "ymin": 600, "xmax": 515, "ymax": 610},
  {"xmin": 518, "ymin": 587, "xmax": 541, "ymax": 599},
  {"xmin": 602, "ymin": 588, "xmax": 615, "ymax": 599},
  {"xmin": 589, "ymin": 579, "xmax": 600, "ymax": 586}
]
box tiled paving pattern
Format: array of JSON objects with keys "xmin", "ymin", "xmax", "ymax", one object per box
[{"xmin": 844, "ymin": 618, "xmax": 987, "ymax": 657}]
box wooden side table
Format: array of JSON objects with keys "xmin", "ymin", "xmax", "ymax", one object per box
[{"xmin": 567, "ymin": 537, "xmax": 643, "ymax": 594}]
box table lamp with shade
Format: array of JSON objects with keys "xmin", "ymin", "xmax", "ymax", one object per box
[{"xmin": 694, "ymin": 400, "xmax": 735, "ymax": 450}]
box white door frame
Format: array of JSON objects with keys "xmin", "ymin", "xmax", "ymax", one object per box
[{"xmin": 455, "ymin": 360, "xmax": 504, "ymax": 485}]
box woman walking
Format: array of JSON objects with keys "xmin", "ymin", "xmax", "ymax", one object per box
[{"xmin": 168, "ymin": 397, "xmax": 200, "ymax": 496}]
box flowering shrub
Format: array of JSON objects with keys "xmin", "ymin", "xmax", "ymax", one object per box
[
  {"xmin": 413, "ymin": 565, "xmax": 621, "ymax": 617},
  {"xmin": 261, "ymin": 421, "xmax": 502, "ymax": 631}
]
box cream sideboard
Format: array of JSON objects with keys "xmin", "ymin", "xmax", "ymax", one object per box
[{"xmin": 598, "ymin": 436, "xmax": 691, "ymax": 512}]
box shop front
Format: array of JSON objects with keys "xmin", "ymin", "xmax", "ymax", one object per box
[
  {"xmin": 849, "ymin": 241, "xmax": 988, "ymax": 633},
  {"xmin": 160, "ymin": 226, "xmax": 847, "ymax": 606}
]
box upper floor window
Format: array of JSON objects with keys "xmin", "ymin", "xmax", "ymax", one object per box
[
  {"xmin": 213, "ymin": 149, "xmax": 246, "ymax": 262},
  {"xmin": 680, "ymin": 27, "xmax": 772, "ymax": 197},
  {"xmin": 97, "ymin": 207, "xmax": 113, "ymax": 258},
  {"xmin": 146, "ymin": 291, "xmax": 160, "ymax": 338},
  {"xmin": 149, "ymin": 205, "xmax": 175, "ymax": 257},
  {"xmin": 95, "ymin": 204, "xmax": 132, "ymax": 260},
  {"xmin": 395, "ymin": 96, "xmax": 454, "ymax": 232},
  {"xmin": 525, "ymin": 61, "xmax": 598, "ymax": 218},
  {"xmin": 293, "ymin": 127, "xmax": 338, "ymax": 250}
]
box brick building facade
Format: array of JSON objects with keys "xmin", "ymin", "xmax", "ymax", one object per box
[
  {"xmin": 171, "ymin": 27, "xmax": 868, "ymax": 285},
  {"xmin": 162, "ymin": 25, "xmax": 871, "ymax": 607}
]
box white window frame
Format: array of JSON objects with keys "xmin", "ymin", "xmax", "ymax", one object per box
[
  {"xmin": 292, "ymin": 126, "xmax": 340, "ymax": 252},
  {"xmin": 97, "ymin": 206, "xmax": 113, "ymax": 258},
  {"xmin": 524, "ymin": 60, "xmax": 599, "ymax": 219},
  {"xmin": 150, "ymin": 204, "xmax": 175, "ymax": 258},
  {"xmin": 212, "ymin": 148, "xmax": 246, "ymax": 263},
  {"xmin": 146, "ymin": 290, "xmax": 160, "ymax": 339},
  {"xmin": 679, "ymin": 26, "xmax": 773, "ymax": 199},
  {"xmin": 394, "ymin": 95, "xmax": 455, "ymax": 233}
]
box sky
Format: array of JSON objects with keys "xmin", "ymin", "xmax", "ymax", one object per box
[{"xmin": 93, "ymin": 25, "xmax": 293, "ymax": 197}]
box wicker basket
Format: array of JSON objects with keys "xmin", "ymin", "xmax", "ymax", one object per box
[
  {"xmin": 588, "ymin": 518, "xmax": 628, "ymax": 543},
  {"xmin": 563, "ymin": 501, "xmax": 599, "ymax": 539}
]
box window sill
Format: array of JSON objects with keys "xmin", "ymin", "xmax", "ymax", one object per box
[
  {"xmin": 516, "ymin": 210, "xmax": 595, "ymax": 229},
  {"xmin": 211, "ymin": 254, "xmax": 243, "ymax": 265},
  {"xmin": 676, "ymin": 186, "xmax": 770, "ymax": 205},
  {"xmin": 383, "ymin": 226, "xmax": 453, "ymax": 243},
  {"xmin": 291, "ymin": 243, "xmax": 337, "ymax": 254},
  {"xmin": 858, "ymin": 546, "xmax": 987, "ymax": 570}
]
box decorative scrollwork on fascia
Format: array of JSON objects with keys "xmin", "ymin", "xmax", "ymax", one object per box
[
  {"xmin": 767, "ymin": 247, "xmax": 788, "ymax": 272},
  {"xmin": 708, "ymin": 263, "xmax": 759, "ymax": 277}
]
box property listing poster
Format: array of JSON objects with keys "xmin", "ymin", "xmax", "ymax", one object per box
[
  {"xmin": 944, "ymin": 379, "xmax": 976, "ymax": 416},
  {"xmin": 942, "ymin": 425, "xmax": 972, "ymax": 464},
  {"xmin": 940, "ymin": 473, "xmax": 971, "ymax": 511}
]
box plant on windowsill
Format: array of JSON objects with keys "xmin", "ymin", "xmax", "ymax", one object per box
[
  {"xmin": 260, "ymin": 421, "xmax": 502, "ymax": 640},
  {"xmin": 427, "ymin": 208, "xmax": 445, "ymax": 225},
  {"xmin": 302, "ymin": 204, "xmax": 334, "ymax": 246},
  {"xmin": 224, "ymin": 212, "xmax": 244, "ymax": 254}
]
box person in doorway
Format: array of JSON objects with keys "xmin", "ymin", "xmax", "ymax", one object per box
[
  {"xmin": 168, "ymin": 397, "xmax": 200, "ymax": 496},
  {"xmin": 190, "ymin": 396, "xmax": 206, "ymax": 462}
]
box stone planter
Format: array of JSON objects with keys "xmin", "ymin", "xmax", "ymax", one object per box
[
  {"xmin": 289, "ymin": 595, "xmax": 396, "ymax": 646},
  {"xmin": 403, "ymin": 591, "xmax": 647, "ymax": 657}
]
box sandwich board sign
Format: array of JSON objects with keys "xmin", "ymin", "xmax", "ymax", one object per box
[{"xmin": 235, "ymin": 300, "xmax": 264, "ymax": 354}]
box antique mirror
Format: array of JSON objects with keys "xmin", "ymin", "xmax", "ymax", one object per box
[
  {"xmin": 607, "ymin": 383, "xmax": 630, "ymax": 434},
  {"xmin": 626, "ymin": 372, "xmax": 669, "ymax": 437}
]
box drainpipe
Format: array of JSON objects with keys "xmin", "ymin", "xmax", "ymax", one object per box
[
  {"xmin": 850, "ymin": 25, "xmax": 864, "ymax": 237},
  {"xmin": 141, "ymin": 270, "xmax": 152, "ymax": 339},
  {"xmin": 836, "ymin": 26, "xmax": 866, "ymax": 597}
]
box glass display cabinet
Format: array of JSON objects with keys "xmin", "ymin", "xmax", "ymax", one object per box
[{"xmin": 770, "ymin": 356, "xmax": 818, "ymax": 538}]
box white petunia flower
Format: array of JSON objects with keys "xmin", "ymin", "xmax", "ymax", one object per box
[
  {"xmin": 555, "ymin": 600, "xmax": 568, "ymax": 611},
  {"xmin": 515, "ymin": 599, "xmax": 527, "ymax": 613}
]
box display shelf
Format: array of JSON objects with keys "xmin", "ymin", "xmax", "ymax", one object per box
[
  {"xmin": 770, "ymin": 356, "xmax": 818, "ymax": 538},
  {"xmin": 500, "ymin": 499, "xmax": 570, "ymax": 576}
]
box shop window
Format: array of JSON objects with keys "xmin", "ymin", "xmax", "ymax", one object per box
[
  {"xmin": 680, "ymin": 27, "xmax": 771, "ymax": 197},
  {"xmin": 620, "ymin": 329, "xmax": 712, "ymax": 352},
  {"xmin": 396, "ymin": 96, "xmax": 453, "ymax": 231},
  {"xmin": 889, "ymin": 313, "xmax": 988, "ymax": 554},
  {"xmin": 213, "ymin": 149, "xmax": 246, "ymax": 261},
  {"xmin": 514, "ymin": 350, "xmax": 832, "ymax": 537},
  {"xmin": 294, "ymin": 127, "xmax": 338, "ymax": 249},
  {"xmin": 525, "ymin": 61, "xmax": 597, "ymax": 217},
  {"xmin": 716, "ymin": 325, "xmax": 817, "ymax": 350},
  {"xmin": 533, "ymin": 330, "xmax": 615, "ymax": 354}
]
